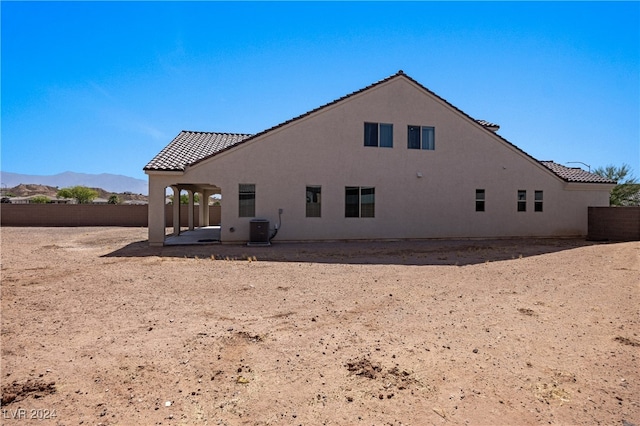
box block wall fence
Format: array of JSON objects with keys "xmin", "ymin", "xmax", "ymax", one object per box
[
  {"xmin": 587, "ymin": 207, "xmax": 640, "ymax": 241},
  {"xmin": 0, "ymin": 204, "xmax": 221, "ymax": 228},
  {"xmin": 2, "ymin": 205, "xmax": 638, "ymax": 242}
]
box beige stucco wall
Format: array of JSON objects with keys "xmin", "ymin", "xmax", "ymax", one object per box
[{"xmin": 146, "ymin": 76, "xmax": 612, "ymax": 244}]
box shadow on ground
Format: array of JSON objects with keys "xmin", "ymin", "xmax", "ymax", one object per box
[{"xmin": 103, "ymin": 238, "xmax": 601, "ymax": 266}]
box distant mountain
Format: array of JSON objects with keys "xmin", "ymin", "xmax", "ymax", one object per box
[{"xmin": 0, "ymin": 171, "xmax": 148, "ymax": 195}]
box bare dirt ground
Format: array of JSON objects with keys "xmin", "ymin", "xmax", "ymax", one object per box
[{"xmin": 1, "ymin": 227, "xmax": 638, "ymax": 426}]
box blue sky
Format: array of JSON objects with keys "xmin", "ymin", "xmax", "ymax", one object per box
[{"xmin": 2, "ymin": 1, "xmax": 638, "ymax": 182}]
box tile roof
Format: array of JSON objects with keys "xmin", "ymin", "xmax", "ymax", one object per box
[
  {"xmin": 540, "ymin": 161, "xmax": 615, "ymax": 184},
  {"xmin": 144, "ymin": 131, "xmax": 252, "ymax": 171}
]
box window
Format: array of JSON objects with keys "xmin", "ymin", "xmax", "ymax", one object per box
[
  {"xmin": 364, "ymin": 122, "xmax": 393, "ymax": 148},
  {"xmin": 345, "ymin": 186, "xmax": 375, "ymax": 218},
  {"xmin": 360, "ymin": 187, "xmax": 375, "ymax": 217},
  {"xmin": 475, "ymin": 189, "xmax": 485, "ymax": 212},
  {"xmin": 306, "ymin": 186, "xmax": 321, "ymax": 217},
  {"xmin": 534, "ymin": 190, "xmax": 543, "ymax": 212},
  {"xmin": 345, "ymin": 187, "xmax": 360, "ymax": 217},
  {"xmin": 239, "ymin": 184, "xmax": 255, "ymax": 217},
  {"xmin": 364, "ymin": 123, "xmax": 377, "ymax": 147},
  {"xmin": 517, "ymin": 190, "xmax": 526, "ymax": 212},
  {"xmin": 408, "ymin": 125, "xmax": 435, "ymax": 150},
  {"xmin": 408, "ymin": 125, "xmax": 420, "ymax": 149}
]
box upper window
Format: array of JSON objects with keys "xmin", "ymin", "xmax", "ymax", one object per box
[
  {"xmin": 345, "ymin": 186, "xmax": 375, "ymax": 218},
  {"xmin": 239, "ymin": 184, "xmax": 255, "ymax": 217},
  {"xmin": 517, "ymin": 190, "xmax": 527, "ymax": 212},
  {"xmin": 408, "ymin": 125, "xmax": 435, "ymax": 150},
  {"xmin": 364, "ymin": 122, "xmax": 393, "ymax": 148},
  {"xmin": 306, "ymin": 186, "xmax": 321, "ymax": 217},
  {"xmin": 475, "ymin": 189, "xmax": 485, "ymax": 212},
  {"xmin": 534, "ymin": 190, "xmax": 543, "ymax": 212}
]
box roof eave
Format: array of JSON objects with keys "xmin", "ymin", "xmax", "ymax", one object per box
[
  {"xmin": 144, "ymin": 169, "xmax": 185, "ymax": 175},
  {"xmin": 564, "ymin": 181, "xmax": 617, "ymax": 190}
]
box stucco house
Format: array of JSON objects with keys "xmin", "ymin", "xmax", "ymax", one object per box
[{"xmin": 144, "ymin": 71, "xmax": 614, "ymax": 246}]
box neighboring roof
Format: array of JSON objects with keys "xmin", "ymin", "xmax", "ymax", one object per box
[
  {"xmin": 540, "ymin": 161, "xmax": 615, "ymax": 184},
  {"xmin": 475, "ymin": 120, "xmax": 500, "ymax": 132},
  {"xmin": 145, "ymin": 131, "xmax": 252, "ymax": 171}
]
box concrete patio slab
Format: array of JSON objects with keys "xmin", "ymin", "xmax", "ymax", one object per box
[{"xmin": 164, "ymin": 226, "xmax": 221, "ymax": 246}]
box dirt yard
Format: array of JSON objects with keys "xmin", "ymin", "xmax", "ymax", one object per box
[{"xmin": 1, "ymin": 227, "xmax": 638, "ymax": 425}]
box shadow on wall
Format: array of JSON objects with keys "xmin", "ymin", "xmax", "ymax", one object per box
[{"xmin": 103, "ymin": 238, "xmax": 602, "ymax": 267}]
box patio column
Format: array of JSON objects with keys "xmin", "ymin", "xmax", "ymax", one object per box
[
  {"xmin": 200, "ymin": 189, "xmax": 211, "ymax": 227},
  {"xmin": 148, "ymin": 177, "xmax": 167, "ymax": 246},
  {"xmin": 171, "ymin": 186, "xmax": 181, "ymax": 236},
  {"xmin": 187, "ymin": 189, "xmax": 195, "ymax": 231}
]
